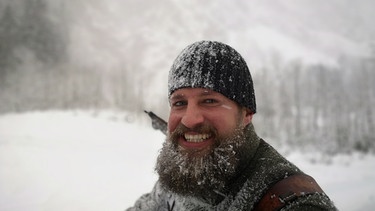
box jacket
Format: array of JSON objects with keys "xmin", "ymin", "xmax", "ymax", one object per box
[{"xmin": 127, "ymin": 126, "xmax": 337, "ymax": 210}]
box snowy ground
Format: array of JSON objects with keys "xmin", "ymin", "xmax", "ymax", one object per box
[{"xmin": 0, "ymin": 110, "xmax": 374, "ymax": 211}]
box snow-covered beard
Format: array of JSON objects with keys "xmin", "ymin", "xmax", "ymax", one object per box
[{"xmin": 156, "ymin": 123, "xmax": 250, "ymax": 204}]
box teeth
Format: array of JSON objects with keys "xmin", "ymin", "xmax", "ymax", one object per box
[{"xmin": 184, "ymin": 134, "xmax": 211, "ymax": 143}]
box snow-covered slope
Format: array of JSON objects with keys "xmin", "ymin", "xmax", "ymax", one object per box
[
  {"xmin": 0, "ymin": 111, "xmax": 374, "ymax": 210},
  {"xmin": 67, "ymin": 0, "xmax": 374, "ymax": 69},
  {"xmin": 63, "ymin": 0, "xmax": 375, "ymax": 111}
]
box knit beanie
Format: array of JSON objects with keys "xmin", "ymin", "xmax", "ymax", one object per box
[{"xmin": 168, "ymin": 40, "xmax": 256, "ymax": 113}]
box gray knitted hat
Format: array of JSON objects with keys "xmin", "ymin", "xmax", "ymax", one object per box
[{"xmin": 168, "ymin": 40, "xmax": 256, "ymax": 113}]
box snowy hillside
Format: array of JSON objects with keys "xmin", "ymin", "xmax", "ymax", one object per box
[
  {"xmin": 0, "ymin": 111, "xmax": 374, "ymax": 211},
  {"xmin": 2, "ymin": 0, "xmax": 375, "ymax": 122},
  {"xmin": 62, "ymin": 0, "xmax": 375, "ymax": 116},
  {"xmin": 66, "ymin": 0, "xmax": 374, "ymax": 70}
]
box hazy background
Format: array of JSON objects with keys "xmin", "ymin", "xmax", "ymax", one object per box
[{"xmin": 1, "ymin": 0, "xmax": 375, "ymax": 154}]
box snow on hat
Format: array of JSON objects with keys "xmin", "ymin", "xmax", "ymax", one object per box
[{"xmin": 168, "ymin": 40, "xmax": 256, "ymax": 113}]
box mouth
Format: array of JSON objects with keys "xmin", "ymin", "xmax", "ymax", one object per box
[
  {"xmin": 178, "ymin": 132, "xmax": 214, "ymax": 150},
  {"xmin": 184, "ymin": 133, "xmax": 211, "ymax": 143}
]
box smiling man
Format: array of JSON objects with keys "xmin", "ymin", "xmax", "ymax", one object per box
[{"xmin": 127, "ymin": 41, "xmax": 337, "ymax": 210}]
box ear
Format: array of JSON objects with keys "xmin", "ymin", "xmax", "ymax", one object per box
[{"xmin": 242, "ymin": 108, "xmax": 253, "ymax": 126}]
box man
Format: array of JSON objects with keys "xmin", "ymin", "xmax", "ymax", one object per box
[{"xmin": 127, "ymin": 41, "xmax": 337, "ymax": 210}]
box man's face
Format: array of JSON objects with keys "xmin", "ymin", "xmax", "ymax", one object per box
[
  {"xmin": 168, "ymin": 88, "xmax": 252, "ymax": 155},
  {"xmin": 156, "ymin": 88, "xmax": 253, "ymax": 199}
]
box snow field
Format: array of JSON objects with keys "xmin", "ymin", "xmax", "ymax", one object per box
[{"xmin": 0, "ymin": 111, "xmax": 374, "ymax": 211}]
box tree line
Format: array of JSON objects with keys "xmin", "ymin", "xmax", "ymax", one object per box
[
  {"xmin": 1, "ymin": 54, "xmax": 374, "ymax": 153},
  {"xmin": 254, "ymin": 56, "xmax": 375, "ymax": 154}
]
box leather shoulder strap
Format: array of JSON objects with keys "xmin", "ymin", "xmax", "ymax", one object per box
[{"xmin": 254, "ymin": 174, "xmax": 324, "ymax": 211}]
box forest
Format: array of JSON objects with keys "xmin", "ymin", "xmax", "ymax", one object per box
[{"xmin": 1, "ymin": 0, "xmax": 374, "ymax": 153}]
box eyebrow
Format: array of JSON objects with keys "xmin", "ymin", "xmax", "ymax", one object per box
[{"xmin": 169, "ymin": 93, "xmax": 185, "ymax": 102}]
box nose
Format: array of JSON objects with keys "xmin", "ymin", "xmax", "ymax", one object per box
[{"xmin": 181, "ymin": 104, "xmax": 204, "ymax": 129}]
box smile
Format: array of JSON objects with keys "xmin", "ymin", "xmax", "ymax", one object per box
[{"xmin": 184, "ymin": 133, "xmax": 211, "ymax": 143}]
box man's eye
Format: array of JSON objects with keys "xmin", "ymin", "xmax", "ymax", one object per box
[
  {"xmin": 172, "ymin": 101, "xmax": 187, "ymax": 107},
  {"xmin": 203, "ymin": 99, "xmax": 217, "ymax": 104}
]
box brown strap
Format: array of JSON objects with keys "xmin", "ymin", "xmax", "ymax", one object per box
[{"xmin": 254, "ymin": 174, "xmax": 324, "ymax": 211}]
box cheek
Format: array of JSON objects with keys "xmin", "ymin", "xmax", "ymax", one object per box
[
  {"xmin": 205, "ymin": 116, "xmax": 229, "ymax": 134},
  {"xmin": 167, "ymin": 113, "xmax": 180, "ymax": 132},
  {"xmin": 211, "ymin": 113, "xmax": 241, "ymax": 133}
]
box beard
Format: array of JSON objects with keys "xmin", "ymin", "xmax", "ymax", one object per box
[{"xmin": 155, "ymin": 122, "xmax": 251, "ymax": 203}]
